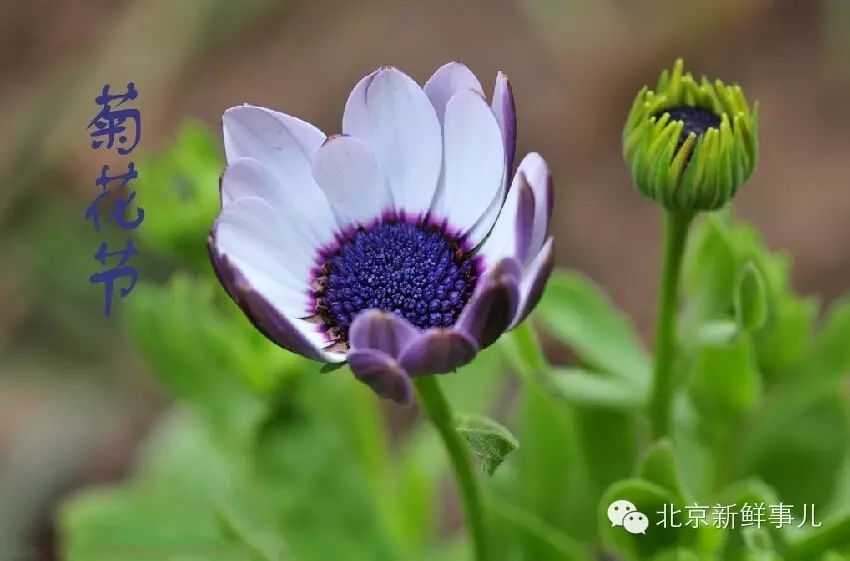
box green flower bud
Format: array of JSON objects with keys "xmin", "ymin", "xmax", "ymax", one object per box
[{"xmin": 623, "ymin": 59, "xmax": 759, "ymax": 212}]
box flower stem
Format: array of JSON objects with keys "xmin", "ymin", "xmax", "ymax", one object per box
[
  {"xmin": 413, "ymin": 375, "xmax": 488, "ymax": 561},
  {"xmin": 649, "ymin": 209, "xmax": 693, "ymax": 439}
]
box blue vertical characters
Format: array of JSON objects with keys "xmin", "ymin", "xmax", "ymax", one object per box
[
  {"xmin": 89, "ymin": 240, "xmax": 139, "ymax": 317},
  {"xmin": 87, "ymin": 83, "xmax": 142, "ymax": 317},
  {"xmin": 85, "ymin": 163, "xmax": 145, "ymax": 232},
  {"xmin": 88, "ymin": 82, "xmax": 141, "ymax": 155}
]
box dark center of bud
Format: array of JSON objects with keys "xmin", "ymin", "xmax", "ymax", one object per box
[
  {"xmin": 654, "ymin": 105, "xmax": 721, "ymax": 153},
  {"xmin": 312, "ymin": 221, "xmax": 479, "ymax": 345}
]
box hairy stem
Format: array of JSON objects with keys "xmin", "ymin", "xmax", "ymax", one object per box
[
  {"xmin": 413, "ymin": 375, "xmax": 488, "ymax": 561},
  {"xmin": 649, "ymin": 209, "xmax": 693, "ymax": 439}
]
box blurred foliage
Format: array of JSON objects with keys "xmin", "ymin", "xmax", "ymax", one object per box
[
  {"xmin": 497, "ymin": 210, "xmax": 850, "ymax": 561},
  {"xmin": 134, "ymin": 122, "xmax": 223, "ymax": 270},
  {"xmin": 59, "ymin": 122, "xmax": 850, "ymax": 561}
]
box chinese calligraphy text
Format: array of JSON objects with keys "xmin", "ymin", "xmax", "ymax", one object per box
[{"xmin": 86, "ymin": 83, "xmax": 143, "ymax": 317}]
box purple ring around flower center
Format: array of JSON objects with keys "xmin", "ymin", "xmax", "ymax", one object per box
[{"xmin": 309, "ymin": 215, "xmax": 481, "ymax": 348}]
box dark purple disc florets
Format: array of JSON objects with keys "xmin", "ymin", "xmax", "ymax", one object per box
[
  {"xmin": 655, "ymin": 105, "xmax": 721, "ymax": 153},
  {"xmin": 312, "ymin": 221, "xmax": 479, "ymax": 345}
]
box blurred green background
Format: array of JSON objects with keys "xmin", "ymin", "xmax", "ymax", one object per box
[{"xmin": 1, "ymin": 0, "xmax": 849, "ymax": 560}]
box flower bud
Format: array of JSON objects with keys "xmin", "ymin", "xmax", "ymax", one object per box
[{"xmin": 623, "ymin": 59, "xmax": 758, "ymax": 212}]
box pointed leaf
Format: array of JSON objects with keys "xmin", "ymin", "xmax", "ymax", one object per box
[
  {"xmin": 549, "ymin": 367, "xmax": 646, "ymax": 410},
  {"xmin": 809, "ymin": 298, "xmax": 850, "ymax": 379},
  {"xmin": 639, "ymin": 439, "xmax": 689, "ymax": 503},
  {"xmin": 535, "ymin": 270, "xmax": 650, "ymax": 387},
  {"xmin": 455, "ymin": 414, "xmax": 519, "ymax": 476},
  {"xmin": 735, "ymin": 261, "xmax": 768, "ymax": 331}
]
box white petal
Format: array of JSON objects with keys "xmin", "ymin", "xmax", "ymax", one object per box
[
  {"xmin": 212, "ymin": 246, "xmax": 339, "ymax": 360},
  {"xmin": 342, "ymin": 67, "xmax": 442, "ymax": 218},
  {"xmin": 465, "ymin": 182, "xmax": 506, "ymax": 246},
  {"xmin": 223, "ymin": 104, "xmax": 323, "ymax": 173},
  {"xmin": 214, "ymin": 197, "xmax": 315, "ymax": 316},
  {"xmin": 236, "ymin": 261, "xmax": 306, "ymax": 316},
  {"xmin": 221, "ymin": 158, "xmax": 335, "ymax": 251},
  {"xmin": 516, "ymin": 153, "xmax": 552, "ymax": 261},
  {"xmin": 478, "ymin": 169, "xmax": 535, "ymax": 265},
  {"xmin": 463, "ymin": 72, "xmax": 516, "ymax": 245},
  {"xmin": 433, "ymin": 89, "xmax": 505, "ymax": 238},
  {"xmin": 512, "ymin": 237, "xmax": 555, "ymax": 328},
  {"xmin": 424, "ymin": 62, "xmax": 484, "ymax": 125},
  {"xmin": 491, "ymin": 71, "xmax": 517, "ymax": 173},
  {"xmin": 222, "ymin": 105, "xmax": 337, "ymax": 230},
  {"xmin": 311, "ymin": 135, "xmax": 391, "ymax": 228},
  {"xmin": 220, "ymin": 158, "xmax": 275, "ymax": 208}
]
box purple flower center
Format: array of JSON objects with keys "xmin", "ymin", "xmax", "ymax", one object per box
[
  {"xmin": 312, "ymin": 221, "xmax": 479, "ymax": 344},
  {"xmin": 655, "ymin": 105, "xmax": 721, "ymax": 152}
]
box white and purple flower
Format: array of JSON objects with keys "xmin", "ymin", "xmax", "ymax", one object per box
[{"xmin": 208, "ymin": 62, "xmax": 554, "ymax": 404}]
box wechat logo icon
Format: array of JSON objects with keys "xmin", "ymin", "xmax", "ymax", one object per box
[{"xmin": 608, "ymin": 499, "xmax": 649, "ymax": 535}]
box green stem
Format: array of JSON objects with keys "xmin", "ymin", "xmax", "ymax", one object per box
[
  {"xmin": 413, "ymin": 376, "xmax": 488, "ymax": 561},
  {"xmin": 649, "ymin": 209, "xmax": 693, "ymax": 439}
]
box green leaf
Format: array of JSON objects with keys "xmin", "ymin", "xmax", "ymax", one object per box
[
  {"xmin": 739, "ymin": 380, "xmax": 849, "ymax": 508},
  {"xmin": 61, "ymin": 358, "xmax": 407, "ymax": 561},
  {"xmin": 809, "ymin": 298, "xmax": 850, "ymax": 379},
  {"xmin": 127, "ymin": 277, "xmax": 261, "ymax": 440},
  {"xmin": 695, "ymin": 320, "xmax": 741, "ymax": 346},
  {"xmin": 549, "ymin": 367, "xmax": 646, "ymax": 410},
  {"xmin": 62, "ymin": 486, "xmax": 260, "ymax": 561},
  {"xmin": 574, "ymin": 407, "xmax": 639, "ymax": 507},
  {"xmin": 717, "ymin": 478, "xmax": 781, "ymax": 510},
  {"xmin": 735, "ymin": 261, "xmax": 769, "ymax": 331},
  {"xmin": 683, "ymin": 214, "xmax": 818, "ymax": 379},
  {"xmin": 753, "ymin": 294, "xmax": 818, "ymax": 377},
  {"xmin": 691, "ymin": 335, "xmax": 762, "ymax": 419},
  {"xmin": 832, "ymin": 451, "xmax": 850, "ymax": 516},
  {"xmin": 715, "ymin": 479, "xmax": 785, "ymax": 560},
  {"xmin": 501, "ymin": 321, "xmax": 602, "ymax": 538},
  {"xmin": 651, "ymin": 549, "xmax": 701, "ymax": 561},
  {"xmin": 455, "ymin": 414, "xmax": 519, "ymax": 476},
  {"xmin": 639, "ymin": 439, "xmax": 689, "ymax": 503},
  {"xmin": 500, "ymin": 320, "xmax": 548, "ymax": 380},
  {"xmin": 217, "ymin": 494, "xmax": 290, "ymax": 561},
  {"xmin": 59, "ymin": 409, "xmax": 264, "ymax": 561},
  {"xmin": 511, "ymin": 375, "xmax": 592, "ymax": 543},
  {"xmin": 383, "ymin": 428, "xmax": 441, "ymax": 556},
  {"xmin": 535, "ymin": 270, "xmax": 650, "ymax": 387},
  {"xmin": 668, "ymin": 396, "xmax": 716, "ymax": 502},
  {"xmin": 488, "ymin": 497, "xmax": 592, "ymax": 561},
  {"xmin": 683, "ymin": 214, "xmax": 739, "ymax": 320},
  {"xmin": 504, "ymin": 327, "xmax": 636, "ymax": 542},
  {"xmin": 251, "ymin": 378, "xmax": 403, "ymax": 561},
  {"xmin": 126, "ymin": 274, "xmax": 306, "ymax": 440},
  {"xmin": 787, "ymin": 512, "xmax": 850, "ymax": 561}
]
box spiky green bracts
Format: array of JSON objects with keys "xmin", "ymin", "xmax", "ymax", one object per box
[{"xmin": 624, "ymin": 59, "xmax": 759, "ymax": 212}]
